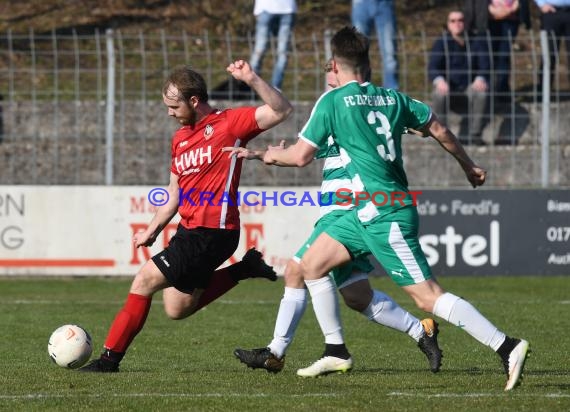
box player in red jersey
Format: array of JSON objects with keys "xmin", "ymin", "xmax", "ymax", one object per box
[{"xmin": 80, "ymin": 61, "xmax": 292, "ymax": 372}]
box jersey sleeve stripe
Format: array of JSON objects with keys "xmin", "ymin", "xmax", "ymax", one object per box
[{"xmin": 298, "ymin": 135, "xmax": 319, "ymax": 148}]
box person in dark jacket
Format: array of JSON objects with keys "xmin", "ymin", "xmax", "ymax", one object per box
[
  {"xmin": 534, "ymin": 1, "xmax": 570, "ymax": 91},
  {"xmin": 464, "ymin": 0, "xmax": 531, "ymax": 101},
  {"xmin": 428, "ymin": 10, "xmax": 491, "ymax": 145}
]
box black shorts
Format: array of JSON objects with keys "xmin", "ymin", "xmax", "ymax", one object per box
[{"xmin": 152, "ymin": 225, "xmax": 239, "ymax": 293}]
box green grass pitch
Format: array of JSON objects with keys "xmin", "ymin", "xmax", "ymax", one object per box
[{"xmin": 0, "ymin": 275, "xmax": 569, "ymax": 411}]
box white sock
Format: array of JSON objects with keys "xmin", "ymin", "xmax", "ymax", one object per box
[
  {"xmin": 305, "ymin": 277, "xmax": 344, "ymax": 345},
  {"xmin": 267, "ymin": 287, "xmax": 307, "ymax": 359},
  {"xmin": 362, "ymin": 290, "xmax": 424, "ymax": 342},
  {"xmin": 433, "ymin": 292, "xmax": 506, "ymax": 351}
]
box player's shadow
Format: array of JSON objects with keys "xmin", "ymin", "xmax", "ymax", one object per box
[{"xmin": 358, "ymin": 366, "xmax": 496, "ymax": 375}]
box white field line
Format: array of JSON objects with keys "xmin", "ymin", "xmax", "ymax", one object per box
[
  {"xmin": 2, "ymin": 392, "xmax": 568, "ymax": 400},
  {"xmin": 389, "ymin": 392, "xmax": 570, "ymax": 398},
  {"xmin": 1, "ymin": 299, "xmax": 277, "ymax": 305},
  {"xmin": 2, "ymin": 299, "xmax": 569, "ymax": 305},
  {"xmin": 0, "ymin": 392, "xmax": 340, "ymax": 400}
]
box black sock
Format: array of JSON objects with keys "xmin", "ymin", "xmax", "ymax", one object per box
[
  {"xmin": 323, "ymin": 343, "xmax": 351, "ymax": 360},
  {"xmin": 496, "ymin": 336, "xmax": 518, "ymax": 358}
]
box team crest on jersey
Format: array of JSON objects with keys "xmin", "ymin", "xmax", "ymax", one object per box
[{"xmin": 204, "ymin": 124, "xmax": 214, "ymax": 140}]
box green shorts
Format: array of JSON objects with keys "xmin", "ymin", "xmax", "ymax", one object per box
[
  {"xmin": 294, "ymin": 211, "xmax": 374, "ymax": 287},
  {"xmin": 323, "ymin": 206, "xmax": 432, "ymax": 287}
]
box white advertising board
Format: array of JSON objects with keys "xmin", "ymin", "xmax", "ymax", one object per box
[
  {"xmin": 3, "ymin": 187, "xmax": 568, "ymax": 277},
  {"xmin": 0, "ymin": 186, "xmax": 320, "ymax": 276}
]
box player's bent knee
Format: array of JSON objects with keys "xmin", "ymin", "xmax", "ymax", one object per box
[
  {"xmin": 131, "ymin": 261, "xmax": 168, "ymax": 296},
  {"xmin": 164, "ymin": 308, "xmax": 191, "ymax": 320},
  {"xmin": 340, "ymin": 279, "xmax": 373, "ymax": 312},
  {"xmin": 412, "ymin": 296, "xmax": 436, "ymax": 313},
  {"xmin": 283, "ymin": 260, "xmax": 304, "ymax": 287},
  {"xmin": 343, "ymin": 296, "xmax": 368, "ymax": 312},
  {"xmin": 404, "ymin": 279, "xmax": 443, "ymax": 313},
  {"xmin": 162, "ymin": 287, "xmax": 200, "ymax": 320},
  {"xmin": 164, "ymin": 303, "xmax": 196, "ymax": 320}
]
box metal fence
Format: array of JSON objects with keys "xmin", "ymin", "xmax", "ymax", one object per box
[{"xmin": 0, "ymin": 29, "xmax": 568, "ymax": 187}]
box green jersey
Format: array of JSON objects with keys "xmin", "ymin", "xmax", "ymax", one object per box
[
  {"xmin": 298, "ymin": 139, "xmax": 374, "ymax": 286},
  {"xmin": 316, "ymin": 138, "xmax": 354, "ymax": 218},
  {"xmin": 300, "ymin": 81, "xmax": 431, "ymax": 223}
]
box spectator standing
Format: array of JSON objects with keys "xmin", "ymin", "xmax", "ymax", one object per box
[
  {"xmin": 250, "ymin": 0, "xmax": 297, "ymax": 90},
  {"xmin": 464, "ymin": 0, "xmax": 531, "ymax": 102},
  {"xmin": 534, "ymin": 1, "xmax": 570, "ymax": 89},
  {"xmin": 351, "ymin": 0, "xmax": 399, "ymax": 89},
  {"xmin": 428, "ymin": 10, "xmax": 491, "ymax": 145}
]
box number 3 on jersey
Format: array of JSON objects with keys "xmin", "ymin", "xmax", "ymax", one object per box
[{"xmin": 367, "ymin": 110, "xmax": 395, "ymax": 162}]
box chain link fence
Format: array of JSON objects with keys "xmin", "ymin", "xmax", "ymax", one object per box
[{"xmin": 0, "ymin": 29, "xmax": 568, "ymax": 187}]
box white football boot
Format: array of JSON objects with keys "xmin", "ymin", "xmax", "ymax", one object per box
[
  {"xmin": 504, "ymin": 339, "xmax": 530, "ymax": 391},
  {"xmin": 297, "ymin": 356, "xmax": 353, "ymax": 377}
]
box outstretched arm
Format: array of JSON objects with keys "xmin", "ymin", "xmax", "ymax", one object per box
[
  {"xmin": 263, "ymin": 138, "xmax": 316, "ymax": 167},
  {"xmin": 222, "ymin": 147, "xmax": 267, "ymax": 161},
  {"xmin": 419, "ymin": 115, "xmax": 486, "ymax": 188},
  {"xmin": 226, "ymin": 60, "xmax": 293, "ymax": 130},
  {"xmin": 222, "ymin": 139, "xmax": 316, "ymax": 167},
  {"xmin": 133, "ymin": 172, "xmax": 180, "ymax": 248}
]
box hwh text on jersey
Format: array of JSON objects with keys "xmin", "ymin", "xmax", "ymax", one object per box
[{"xmin": 174, "ymin": 146, "xmax": 212, "ymax": 174}]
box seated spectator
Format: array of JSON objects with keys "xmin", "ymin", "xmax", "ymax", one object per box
[{"xmin": 428, "ymin": 10, "xmax": 491, "ymax": 145}]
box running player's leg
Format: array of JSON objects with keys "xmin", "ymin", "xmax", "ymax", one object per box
[
  {"xmin": 296, "ymin": 211, "xmax": 365, "ymax": 377},
  {"xmin": 80, "ymin": 227, "xmax": 239, "ymax": 373},
  {"xmin": 266, "ymin": 259, "xmax": 307, "ymax": 359},
  {"xmin": 234, "ymin": 214, "xmax": 341, "ymax": 372},
  {"xmin": 234, "ymin": 258, "xmax": 305, "ymax": 372},
  {"xmin": 336, "ymin": 266, "xmax": 441, "ymax": 372},
  {"xmin": 79, "ymin": 258, "xmax": 167, "ymax": 372},
  {"xmin": 340, "ymin": 276, "xmax": 421, "ymax": 339},
  {"xmin": 363, "ymin": 207, "xmax": 529, "ymax": 390},
  {"xmin": 160, "ymin": 228, "xmax": 240, "ymax": 319},
  {"xmin": 164, "ymin": 247, "xmax": 276, "ymax": 319}
]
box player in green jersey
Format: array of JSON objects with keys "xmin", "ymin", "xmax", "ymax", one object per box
[
  {"xmin": 228, "ymin": 59, "xmax": 442, "ymax": 375},
  {"xmin": 258, "ymin": 27, "xmax": 529, "ymax": 391}
]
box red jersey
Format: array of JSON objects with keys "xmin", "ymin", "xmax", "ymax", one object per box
[{"xmin": 170, "ymin": 107, "xmax": 262, "ymax": 230}]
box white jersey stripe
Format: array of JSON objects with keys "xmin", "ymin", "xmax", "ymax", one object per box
[
  {"xmin": 320, "ymin": 178, "xmax": 353, "ymax": 194},
  {"xmin": 388, "ymin": 222, "xmax": 426, "ymax": 284},
  {"xmin": 323, "ymin": 156, "xmax": 344, "ymax": 170},
  {"xmin": 219, "ymin": 138, "xmax": 241, "ymax": 229},
  {"xmin": 357, "ymin": 201, "xmax": 379, "ymax": 222}
]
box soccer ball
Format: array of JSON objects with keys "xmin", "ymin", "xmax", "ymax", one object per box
[{"xmin": 48, "ymin": 324, "xmax": 93, "ymax": 369}]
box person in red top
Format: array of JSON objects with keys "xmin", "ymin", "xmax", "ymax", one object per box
[{"xmin": 80, "ymin": 60, "xmax": 293, "ymax": 372}]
